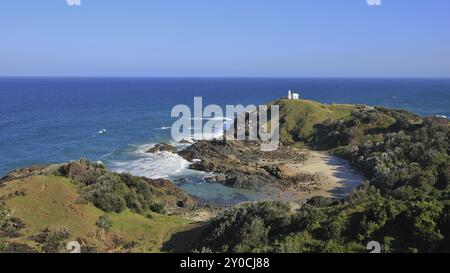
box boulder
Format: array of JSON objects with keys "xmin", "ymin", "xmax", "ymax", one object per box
[{"xmin": 146, "ymin": 143, "xmax": 177, "ymax": 154}]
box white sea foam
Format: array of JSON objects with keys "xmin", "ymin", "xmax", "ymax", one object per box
[
  {"xmin": 190, "ymin": 129, "xmax": 224, "ymax": 141},
  {"xmin": 101, "ymin": 149, "xmax": 116, "ymax": 158},
  {"xmin": 158, "ymin": 126, "xmax": 172, "ymax": 130},
  {"xmin": 111, "ymin": 153, "xmax": 189, "ymax": 179},
  {"xmin": 93, "ymin": 129, "xmax": 108, "ymax": 138},
  {"xmin": 170, "ymin": 127, "xmax": 225, "ymax": 143},
  {"xmin": 108, "ymin": 121, "xmax": 226, "ymax": 180},
  {"xmin": 109, "ymin": 143, "xmax": 205, "ymax": 179}
]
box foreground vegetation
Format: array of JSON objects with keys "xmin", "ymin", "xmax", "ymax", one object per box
[
  {"xmin": 0, "ymin": 160, "xmax": 197, "ymax": 252},
  {"xmin": 192, "ymin": 100, "xmax": 449, "ymax": 253}
]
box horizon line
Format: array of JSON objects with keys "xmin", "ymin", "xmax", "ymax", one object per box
[{"xmin": 1, "ymin": 76, "xmax": 450, "ymax": 80}]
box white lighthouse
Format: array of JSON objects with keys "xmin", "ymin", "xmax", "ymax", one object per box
[{"xmin": 287, "ymin": 90, "xmax": 300, "ymax": 100}]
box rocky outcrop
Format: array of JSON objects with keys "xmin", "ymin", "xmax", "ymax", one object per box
[
  {"xmin": 177, "ymin": 139, "xmax": 323, "ymax": 191},
  {"xmin": 146, "ymin": 143, "xmax": 177, "ymax": 153},
  {"xmin": 143, "ymin": 177, "xmax": 197, "ymax": 208},
  {"xmin": 1, "ymin": 164, "xmax": 62, "ymax": 182}
]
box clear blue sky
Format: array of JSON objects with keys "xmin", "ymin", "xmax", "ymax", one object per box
[{"xmin": 1, "ymin": 0, "xmax": 450, "ymax": 77}]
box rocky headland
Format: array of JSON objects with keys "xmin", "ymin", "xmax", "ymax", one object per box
[{"xmin": 178, "ymin": 139, "xmax": 328, "ymax": 193}]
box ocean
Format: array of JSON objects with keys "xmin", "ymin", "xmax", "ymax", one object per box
[{"xmin": 1, "ymin": 77, "xmax": 449, "ymax": 203}]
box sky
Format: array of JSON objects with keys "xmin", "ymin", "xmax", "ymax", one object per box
[{"xmin": 0, "ymin": 0, "xmax": 450, "ymax": 77}]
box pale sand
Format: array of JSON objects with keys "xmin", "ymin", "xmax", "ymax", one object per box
[
  {"xmin": 270, "ymin": 150, "xmax": 366, "ymax": 202},
  {"xmin": 185, "ymin": 151, "xmax": 366, "ymax": 221}
]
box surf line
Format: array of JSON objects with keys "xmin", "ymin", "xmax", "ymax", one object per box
[{"xmin": 170, "ymin": 96, "xmax": 280, "ymax": 151}]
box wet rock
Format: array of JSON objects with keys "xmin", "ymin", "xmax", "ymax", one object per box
[
  {"xmin": 206, "ymin": 174, "xmax": 227, "ymax": 183},
  {"xmin": 178, "ymin": 139, "xmax": 316, "ymax": 191},
  {"xmin": 146, "ymin": 143, "xmax": 177, "ymax": 154}
]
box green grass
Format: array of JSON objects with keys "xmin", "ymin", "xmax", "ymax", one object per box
[
  {"xmin": 109, "ymin": 210, "xmax": 192, "ymax": 252},
  {"xmin": 3, "ymin": 176, "xmax": 103, "ymax": 238},
  {"xmin": 1, "ymin": 175, "xmax": 194, "ymax": 252},
  {"xmin": 271, "ymin": 99, "xmax": 356, "ymax": 143}
]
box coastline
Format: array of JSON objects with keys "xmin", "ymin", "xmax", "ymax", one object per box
[
  {"xmin": 2, "ymin": 96, "xmax": 448, "ymax": 253},
  {"xmin": 101, "ymin": 135, "xmax": 366, "ymax": 207},
  {"xmin": 266, "ymin": 150, "xmax": 365, "ymax": 202}
]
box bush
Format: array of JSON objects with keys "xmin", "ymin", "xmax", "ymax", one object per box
[
  {"xmin": 195, "ymin": 201, "xmax": 291, "ymax": 252},
  {"xmin": 96, "ymin": 215, "xmax": 112, "ymax": 230},
  {"xmin": 149, "ymin": 202, "xmax": 166, "ymax": 214},
  {"xmin": 58, "ymin": 159, "xmax": 106, "ymax": 185},
  {"xmin": 59, "ymin": 160, "xmax": 163, "ymax": 214},
  {"xmin": 31, "ymin": 227, "xmax": 71, "ymax": 253},
  {"xmin": 124, "ymin": 191, "xmax": 144, "ymax": 213},
  {"xmin": 0, "ymin": 208, "xmax": 24, "ymax": 237},
  {"xmin": 93, "ymin": 193, "xmax": 126, "ymax": 213},
  {"xmin": 291, "ymin": 204, "xmax": 325, "ymax": 232},
  {"xmin": 233, "ymin": 217, "xmax": 269, "ymax": 253}
]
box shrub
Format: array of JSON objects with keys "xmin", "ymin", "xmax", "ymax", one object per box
[
  {"xmin": 31, "ymin": 227, "xmax": 71, "ymax": 253},
  {"xmin": 96, "ymin": 215, "xmax": 112, "ymax": 230},
  {"xmin": 149, "ymin": 202, "xmax": 166, "ymax": 214},
  {"xmin": 195, "ymin": 201, "xmax": 291, "ymax": 252},
  {"xmin": 93, "ymin": 193, "xmax": 126, "ymax": 213},
  {"xmin": 0, "ymin": 208, "xmax": 24, "ymax": 237},
  {"xmin": 233, "ymin": 217, "xmax": 269, "ymax": 253},
  {"xmin": 58, "ymin": 159, "xmax": 106, "ymax": 185}
]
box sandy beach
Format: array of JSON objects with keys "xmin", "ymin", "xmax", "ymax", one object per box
[{"xmin": 269, "ymin": 150, "xmax": 366, "ymax": 202}]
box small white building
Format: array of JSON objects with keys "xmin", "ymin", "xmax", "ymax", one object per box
[{"xmin": 287, "ymin": 90, "xmax": 300, "ymax": 100}]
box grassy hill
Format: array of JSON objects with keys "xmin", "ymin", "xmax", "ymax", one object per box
[
  {"xmin": 272, "ymin": 99, "xmax": 426, "ymax": 149},
  {"xmin": 271, "ymin": 99, "xmax": 356, "ymax": 144},
  {"xmin": 0, "ymin": 161, "xmax": 198, "ymax": 253}
]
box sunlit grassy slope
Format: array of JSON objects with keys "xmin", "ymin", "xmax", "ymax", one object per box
[
  {"xmin": 271, "ymin": 99, "xmax": 356, "ymax": 143},
  {"xmin": 0, "ymin": 175, "xmax": 192, "ymax": 252}
]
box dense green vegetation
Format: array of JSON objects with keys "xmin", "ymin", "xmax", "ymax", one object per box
[
  {"xmin": 195, "ymin": 190, "xmax": 449, "ymax": 253},
  {"xmin": 313, "ymin": 107, "xmax": 449, "ymax": 197},
  {"xmin": 59, "ymin": 160, "xmax": 165, "ymax": 214},
  {"xmin": 194, "ymin": 102, "xmax": 450, "ymax": 253},
  {"xmin": 58, "ymin": 159, "xmax": 194, "ymax": 214}
]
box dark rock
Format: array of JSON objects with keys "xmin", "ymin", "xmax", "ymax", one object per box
[
  {"xmin": 1, "ymin": 165, "xmax": 47, "ymax": 181},
  {"xmin": 58, "ymin": 159, "xmax": 106, "ymax": 185},
  {"xmin": 146, "ymin": 143, "xmax": 177, "ymax": 154},
  {"xmin": 177, "ymin": 139, "xmax": 314, "ymax": 190}
]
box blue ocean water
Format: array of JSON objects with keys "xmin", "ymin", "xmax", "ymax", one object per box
[{"xmin": 1, "ymin": 78, "xmax": 449, "ymax": 202}]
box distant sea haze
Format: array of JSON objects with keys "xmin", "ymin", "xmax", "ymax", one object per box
[{"xmin": 0, "ymin": 77, "xmax": 449, "ymax": 202}]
